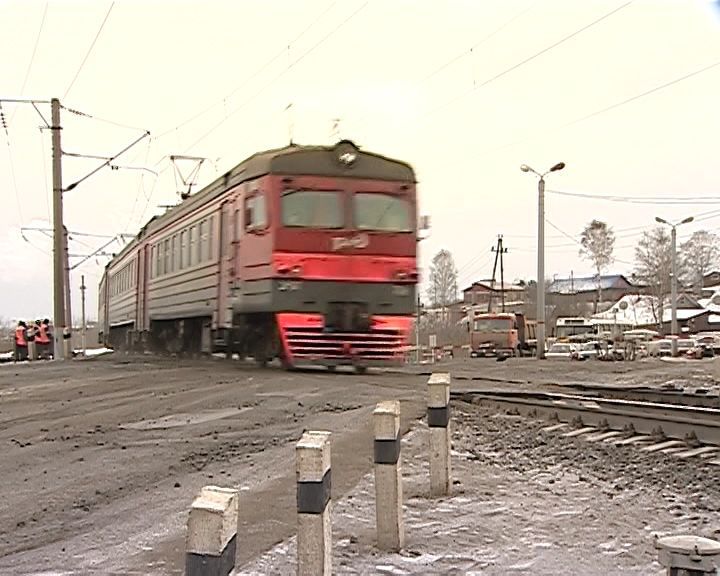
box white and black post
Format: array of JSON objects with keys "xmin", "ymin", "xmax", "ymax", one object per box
[
  {"xmin": 428, "ymin": 372, "xmax": 452, "ymax": 497},
  {"xmin": 296, "ymin": 430, "xmax": 332, "ymax": 576},
  {"xmin": 373, "ymin": 400, "xmax": 404, "ymax": 551},
  {"xmin": 185, "ymin": 486, "xmax": 238, "ymax": 576}
]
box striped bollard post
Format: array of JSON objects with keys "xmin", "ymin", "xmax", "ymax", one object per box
[
  {"xmin": 185, "ymin": 486, "xmax": 238, "ymax": 576},
  {"xmin": 373, "ymin": 400, "xmax": 404, "ymax": 551},
  {"xmin": 428, "ymin": 372, "xmax": 452, "ymax": 497},
  {"xmin": 296, "ymin": 430, "xmax": 332, "ymax": 576}
]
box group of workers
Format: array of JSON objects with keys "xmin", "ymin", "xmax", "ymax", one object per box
[{"xmin": 13, "ymin": 319, "xmax": 54, "ymax": 362}]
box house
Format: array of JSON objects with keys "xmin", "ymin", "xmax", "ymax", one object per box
[
  {"xmin": 703, "ymin": 271, "xmax": 720, "ymax": 289},
  {"xmin": 462, "ymin": 280, "xmax": 526, "ymax": 308},
  {"xmin": 546, "ymin": 274, "xmax": 639, "ymax": 320},
  {"xmin": 548, "ymin": 274, "xmax": 636, "ymax": 301},
  {"xmin": 591, "ymin": 293, "xmax": 720, "ymax": 335}
]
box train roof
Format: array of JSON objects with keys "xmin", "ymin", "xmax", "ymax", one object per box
[{"xmin": 105, "ymin": 140, "xmax": 414, "ymax": 270}]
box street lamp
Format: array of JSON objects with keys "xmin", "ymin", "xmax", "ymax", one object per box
[
  {"xmin": 520, "ymin": 162, "xmax": 566, "ymax": 359},
  {"xmin": 655, "ymin": 215, "xmax": 694, "ymax": 357}
]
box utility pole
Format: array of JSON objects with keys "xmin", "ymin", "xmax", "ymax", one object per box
[
  {"xmin": 488, "ymin": 235, "xmax": 509, "ymax": 313},
  {"xmin": 51, "ymin": 98, "xmax": 66, "ymax": 361},
  {"xmin": 80, "ymin": 275, "xmax": 87, "ymax": 356},
  {"xmin": 64, "ymin": 226, "xmax": 73, "ymax": 359}
]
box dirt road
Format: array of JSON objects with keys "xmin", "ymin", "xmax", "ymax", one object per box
[
  {"xmin": 0, "ymin": 354, "xmax": 715, "ymax": 575},
  {"xmin": 0, "ymin": 355, "xmax": 426, "ymax": 575}
]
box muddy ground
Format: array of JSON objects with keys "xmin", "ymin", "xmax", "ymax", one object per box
[{"xmin": 0, "ymin": 354, "xmax": 717, "ymax": 575}]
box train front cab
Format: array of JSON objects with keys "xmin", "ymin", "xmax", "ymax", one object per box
[{"xmin": 232, "ymin": 141, "xmax": 418, "ymax": 370}]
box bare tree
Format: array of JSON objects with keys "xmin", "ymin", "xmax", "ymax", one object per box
[
  {"xmin": 681, "ymin": 230, "xmax": 720, "ymax": 295},
  {"xmin": 427, "ymin": 249, "xmax": 458, "ymax": 322},
  {"xmin": 634, "ymin": 227, "xmax": 673, "ymax": 325},
  {"xmin": 579, "ymin": 220, "xmax": 615, "ymax": 312}
]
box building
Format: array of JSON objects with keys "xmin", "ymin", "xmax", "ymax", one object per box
[
  {"xmin": 462, "ymin": 280, "xmax": 526, "ymax": 309},
  {"xmin": 703, "ymin": 271, "xmax": 720, "ymax": 289},
  {"xmin": 591, "ymin": 293, "xmax": 720, "ymax": 335}
]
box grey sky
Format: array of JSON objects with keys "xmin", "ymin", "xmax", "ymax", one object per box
[{"xmin": 1, "ymin": 0, "xmax": 720, "ymax": 321}]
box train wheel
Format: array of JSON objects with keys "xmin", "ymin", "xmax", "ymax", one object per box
[{"xmin": 355, "ymin": 366, "xmax": 367, "ymax": 375}]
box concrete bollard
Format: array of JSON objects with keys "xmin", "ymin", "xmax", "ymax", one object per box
[
  {"xmin": 185, "ymin": 485, "xmax": 238, "ymax": 576},
  {"xmin": 296, "ymin": 430, "xmax": 332, "ymax": 576},
  {"xmin": 373, "ymin": 400, "xmax": 404, "ymax": 551},
  {"xmin": 655, "ymin": 535, "xmax": 720, "ymax": 575},
  {"xmin": 428, "ymin": 372, "xmax": 452, "ymax": 497}
]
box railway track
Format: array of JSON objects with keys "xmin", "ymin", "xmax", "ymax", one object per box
[{"xmin": 454, "ymin": 390, "xmax": 720, "ymax": 451}]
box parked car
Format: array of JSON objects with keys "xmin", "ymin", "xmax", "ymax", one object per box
[
  {"xmin": 648, "ymin": 338, "xmax": 696, "ymax": 357},
  {"xmin": 576, "ymin": 341, "xmax": 601, "ymax": 360},
  {"xmin": 546, "ymin": 343, "xmax": 577, "ymax": 360}
]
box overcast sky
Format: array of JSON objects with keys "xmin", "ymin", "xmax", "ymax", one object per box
[{"xmin": 1, "ymin": 0, "xmax": 720, "ymax": 322}]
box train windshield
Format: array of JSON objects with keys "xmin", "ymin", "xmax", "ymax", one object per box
[
  {"xmin": 354, "ymin": 193, "xmax": 412, "ymax": 232},
  {"xmin": 473, "ymin": 318, "xmax": 512, "ymax": 332},
  {"xmin": 281, "ymin": 190, "xmax": 343, "ymax": 229}
]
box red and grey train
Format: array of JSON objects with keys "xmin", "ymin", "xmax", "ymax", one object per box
[{"xmin": 99, "ymin": 140, "xmax": 419, "ymax": 370}]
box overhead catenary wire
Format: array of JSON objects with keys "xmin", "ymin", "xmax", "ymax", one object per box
[
  {"xmin": 182, "ymin": 0, "xmax": 369, "ymax": 155},
  {"xmin": 154, "ymin": 0, "xmax": 339, "ymax": 140},
  {"xmin": 62, "ymin": 1, "xmax": 115, "ymax": 100},
  {"xmin": 387, "ymin": 0, "xmax": 634, "ymax": 134},
  {"xmin": 11, "ymin": 1, "xmax": 49, "ymax": 124}
]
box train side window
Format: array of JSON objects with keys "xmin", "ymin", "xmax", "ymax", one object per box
[
  {"xmin": 180, "ymin": 230, "xmax": 187, "ymax": 269},
  {"xmin": 189, "ymin": 225, "xmax": 197, "ymax": 266},
  {"xmin": 199, "ymin": 219, "xmax": 208, "ymax": 262},
  {"xmin": 164, "ymin": 238, "xmax": 171, "ymax": 275},
  {"xmin": 208, "ymin": 216, "xmax": 214, "ymax": 261},
  {"xmin": 245, "ymin": 194, "xmax": 267, "ymax": 231}
]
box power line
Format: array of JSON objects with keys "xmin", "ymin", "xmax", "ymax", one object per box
[
  {"xmin": 12, "ymin": 1, "xmax": 49, "ymax": 122},
  {"xmin": 402, "ymin": 0, "xmax": 634, "ymax": 130},
  {"xmin": 183, "ymin": 1, "xmax": 369, "ymax": 154},
  {"xmin": 547, "ymin": 188, "xmax": 720, "ymax": 205},
  {"xmin": 38, "ymin": 126, "xmax": 51, "ymax": 222},
  {"xmin": 61, "ymin": 104, "xmax": 149, "ymax": 134},
  {"xmin": 1, "ymin": 101, "xmax": 25, "ymax": 224},
  {"xmin": 154, "ymin": 0, "xmax": 339, "ymax": 140},
  {"xmin": 560, "ymin": 57, "xmax": 720, "ymax": 131},
  {"xmin": 417, "ymin": 1, "xmax": 536, "ymax": 88},
  {"xmin": 63, "ymin": 1, "xmax": 115, "ymax": 100}
]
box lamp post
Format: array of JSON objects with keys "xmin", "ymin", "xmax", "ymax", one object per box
[
  {"xmin": 655, "ymin": 215, "xmax": 694, "ymax": 357},
  {"xmin": 521, "ymin": 162, "xmax": 566, "ymax": 359}
]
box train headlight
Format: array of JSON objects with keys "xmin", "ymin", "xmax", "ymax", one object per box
[{"xmin": 335, "ymin": 140, "xmax": 358, "ymax": 167}]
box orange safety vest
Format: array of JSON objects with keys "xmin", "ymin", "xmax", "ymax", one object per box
[
  {"xmin": 15, "ymin": 327, "xmax": 27, "ymax": 347},
  {"xmin": 36, "ymin": 324, "xmax": 50, "ymax": 345}
]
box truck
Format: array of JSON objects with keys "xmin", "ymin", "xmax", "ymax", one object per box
[{"xmin": 468, "ymin": 311, "xmax": 536, "ymax": 358}]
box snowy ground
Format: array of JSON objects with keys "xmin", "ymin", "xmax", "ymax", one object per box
[{"xmin": 241, "ymin": 401, "xmax": 720, "ymax": 575}]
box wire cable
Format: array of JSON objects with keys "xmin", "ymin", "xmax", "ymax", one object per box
[
  {"xmin": 154, "ymin": 0, "xmax": 339, "ymax": 140},
  {"xmin": 406, "ymin": 0, "xmax": 634, "ymax": 129},
  {"xmin": 11, "ymin": 2, "xmax": 49, "ymax": 124},
  {"xmin": 63, "ymin": 1, "xmax": 115, "ymax": 100},
  {"xmin": 183, "ymin": 1, "xmax": 369, "ymax": 154},
  {"xmin": 547, "ymin": 188, "xmax": 720, "ymax": 205}
]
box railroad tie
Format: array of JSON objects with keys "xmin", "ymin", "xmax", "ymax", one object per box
[
  {"xmin": 561, "ymin": 426, "xmax": 596, "ymax": 438},
  {"xmin": 584, "ymin": 431, "xmax": 623, "ymax": 443},
  {"xmin": 640, "ymin": 440, "xmax": 686, "ymax": 453},
  {"xmin": 613, "ymin": 435, "xmax": 654, "ymax": 446},
  {"xmin": 540, "ymin": 423, "xmax": 568, "ymax": 433},
  {"xmin": 673, "ymin": 446, "xmax": 719, "ymax": 459}
]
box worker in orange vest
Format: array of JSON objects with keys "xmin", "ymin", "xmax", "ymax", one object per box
[
  {"xmin": 42, "ymin": 319, "xmax": 54, "ymax": 359},
  {"xmin": 35, "ymin": 319, "xmax": 50, "ymax": 359},
  {"xmin": 14, "ymin": 321, "xmax": 28, "ymax": 362}
]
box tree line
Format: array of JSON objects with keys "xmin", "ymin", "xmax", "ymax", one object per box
[{"xmin": 427, "ymin": 222, "xmax": 719, "ymax": 312}]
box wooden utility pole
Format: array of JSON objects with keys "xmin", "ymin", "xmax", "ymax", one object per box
[
  {"xmin": 51, "ymin": 98, "xmax": 66, "ymax": 360},
  {"xmin": 488, "ymin": 235, "xmax": 509, "ymax": 312}
]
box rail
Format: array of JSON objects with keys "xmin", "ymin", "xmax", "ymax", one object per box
[{"xmin": 453, "ymin": 389, "xmax": 720, "ymax": 446}]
